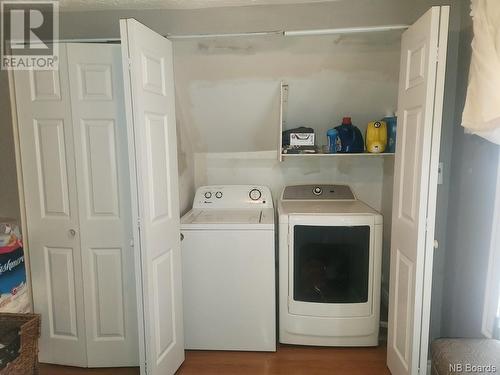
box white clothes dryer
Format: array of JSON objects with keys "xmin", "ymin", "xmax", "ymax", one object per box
[
  {"xmin": 181, "ymin": 185, "xmax": 276, "ymax": 351},
  {"xmin": 278, "ymin": 184, "xmax": 382, "ymax": 346}
]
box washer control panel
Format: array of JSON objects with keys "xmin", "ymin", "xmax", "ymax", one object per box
[{"xmin": 193, "ymin": 185, "xmax": 273, "ymax": 209}]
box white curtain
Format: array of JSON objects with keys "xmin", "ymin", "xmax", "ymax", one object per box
[{"xmin": 461, "ymin": 0, "xmax": 500, "ymax": 145}]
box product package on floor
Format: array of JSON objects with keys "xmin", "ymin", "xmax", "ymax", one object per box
[{"xmin": 0, "ymin": 220, "xmax": 29, "ymax": 313}]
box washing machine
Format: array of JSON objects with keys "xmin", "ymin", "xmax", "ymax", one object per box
[
  {"xmin": 278, "ymin": 184, "xmax": 382, "ymax": 346},
  {"xmin": 180, "ymin": 185, "xmax": 276, "ymax": 351}
]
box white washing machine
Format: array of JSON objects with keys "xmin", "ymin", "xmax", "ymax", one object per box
[
  {"xmin": 180, "ymin": 185, "xmax": 276, "ymax": 351},
  {"xmin": 278, "ymin": 184, "xmax": 382, "ymax": 346}
]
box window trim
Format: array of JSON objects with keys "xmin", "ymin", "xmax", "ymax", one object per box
[{"xmin": 482, "ymin": 153, "xmax": 500, "ymax": 338}]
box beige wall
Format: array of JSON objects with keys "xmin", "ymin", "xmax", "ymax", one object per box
[
  {"xmin": 441, "ymin": 1, "xmax": 500, "ymax": 338},
  {"xmin": 0, "ymin": 70, "xmax": 20, "ymax": 220},
  {"xmin": 58, "ymin": 0, "xmax": 426, "ymax": 39}
]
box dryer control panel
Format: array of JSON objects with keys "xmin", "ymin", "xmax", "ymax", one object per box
[
  {"xmin": 282, "ymin": 184, "xmax": 356, "ymax": 201},
  {"xmin": 193, "ymin": 185, "xmax": 273, "ymax": 209}
]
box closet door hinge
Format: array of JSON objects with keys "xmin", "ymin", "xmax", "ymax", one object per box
[
  {"xmin": 137, "ymin": 217, "xmax": 142, "ymax": 231},
  {"xmin": 435, "ymin": 46, "xmax": 440, "ymax": 63},
  {"xmin": 128, "ymin": 58, "xmax": 132, "ymax": 70}
]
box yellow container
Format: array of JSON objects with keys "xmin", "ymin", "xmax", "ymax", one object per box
[{"xmin": 366, "ymin": 121, "xmax": 387, "ymax": 153}]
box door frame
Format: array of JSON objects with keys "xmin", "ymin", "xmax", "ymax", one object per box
[
  {"xmin": 8, "ymin": 7, "xmax": 450, "ymax": 374},
  {"xmin": 8, "ymin": 68, "xmax": 34, "ymax": 312},
  {"xmin": 117, "ymin": 24, "xmax": 148, "ymax": 374},
  {"xmin": 481, "ymin": 153, "xmax": 500, "ymax": 338}
]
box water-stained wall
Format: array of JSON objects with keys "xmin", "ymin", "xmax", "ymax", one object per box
[{"xmin": 173, "ymin": 32, "xmax": 401, "ymax": 153}]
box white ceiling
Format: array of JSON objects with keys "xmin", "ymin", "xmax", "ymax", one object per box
[{"xmin": 59, "ymin": 0, "xmax": 342, "ymax": 11}]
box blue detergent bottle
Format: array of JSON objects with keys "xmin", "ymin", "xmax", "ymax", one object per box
[
  {"xmin": 335, "ymin": 117, "xmax": 364, "ymax": 153},
  {"xmin": 326, "ymin": 128, "xmax": 338, "ymax": 153},
  {"xmin": 384, "ymin": 114, "xmax": 397, "ymax": 153}
]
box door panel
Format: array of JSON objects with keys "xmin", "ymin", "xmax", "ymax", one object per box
[
  {"xmin": 45, "ymin": 246, "xmax": 78, "ymax": 338},
  {"xmin": 29, "ymin": 69, "xmax": 61, "ymax": 100},
  {"xmin": 66, "ymin": 43, "xmax": 139, "ymax": 367},
  {"xmin": 387, "ymin": 6, "xmax": 449, "ymax": 375},
  {"xmin": 76, "ymin": 64, "xmax": 113, "ymax": 100},
  {"xmin": 153, "ymin": 251, "xmax": 175, "ymax": 360},
  {"xmin": 145, "ymin": 113, "xmax": 172, "ymax": 221},
  {"xmin": 81, "ymin": 119, "xmax": 120, "ymax": 217},
  {"xmin": 393, "ymin": 249, "xmax": 412, "ymax": 365},
  {"xmin": 33, "ymin": 119, "xmax": 71, "ymax": 217},
  {"xmin": 14, "ymin": 45, "xmax": 88, "ymax": 366},
  {"xmin": 90, "ymin": 247, "xmax": 125, "ymax": 338},
  {"xmin": 120, "ymin": 18, "xmax": 184, "ymax": 375}
]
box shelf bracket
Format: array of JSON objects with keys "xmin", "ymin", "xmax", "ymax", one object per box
[{"xmin": 278, "ymin": 82, "xmax": 289, "ymax": 162}]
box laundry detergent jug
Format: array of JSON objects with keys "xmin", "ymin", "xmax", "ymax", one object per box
[
  {"xmin": 335, "ymin": 117, "xmax": 364, "ymax": 153},
  {"xmin": 366, "ymin": 120, "xmax": 387, "ymax": 153},
  {"xmin": 384, "ymin": 115, "xmax": 397, "ymax": 153}
]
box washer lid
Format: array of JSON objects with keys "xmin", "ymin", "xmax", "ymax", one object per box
[{"xmin": 181, "ymin": 208, "xmax": 274, "ymax": 230}]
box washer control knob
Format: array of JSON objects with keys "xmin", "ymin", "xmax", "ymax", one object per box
[
  {"xmin": 204, "ymin": 191, "xmax": 212, "ymax": 199},
  {"xmin": 313, "ymin": 186, "xmax": 323, "ymax": 196},
  {"xmin": 249, "ymin": 188, "xmax": 262, "ymax": 201},
  {"xmin": 215, "ymin": 191, "xmax": 223, "ymax": 199}
]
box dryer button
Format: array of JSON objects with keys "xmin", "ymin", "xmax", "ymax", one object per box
[
  {"xmin": 313, "ymin": 187, "xmax": 323, "ymax": 196},
  {"xmin": 249, "ymin": 188, "xmax": 262, "ymax": 201}
]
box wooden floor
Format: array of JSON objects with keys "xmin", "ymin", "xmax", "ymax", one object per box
[{"xmin": 39, "ymin": 345, "xmax": 390, "ymax": 375}]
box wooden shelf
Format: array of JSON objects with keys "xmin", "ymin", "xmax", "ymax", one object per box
[{"xmin": 281, "ymin": 152, "xmax": 395, "ymax": 158}]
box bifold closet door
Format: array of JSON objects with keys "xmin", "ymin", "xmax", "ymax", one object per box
[
  {"xmin": 120, "ymin": 18, "xmax": 185, "ymax": 375},
  {"xmin": 13, "ymin": 43, "xmax": 139, "ymax": 367},
  {"xmin": 13, "ymin": 45, "xmax": 88, "ymax": 366},
  {"xmin": 387, "ymin": 6, "xmax": 449, "ymax": 375},
  {"xmin": 66, "ymin": 43, "xmax": 139, "ymax": 367}
]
